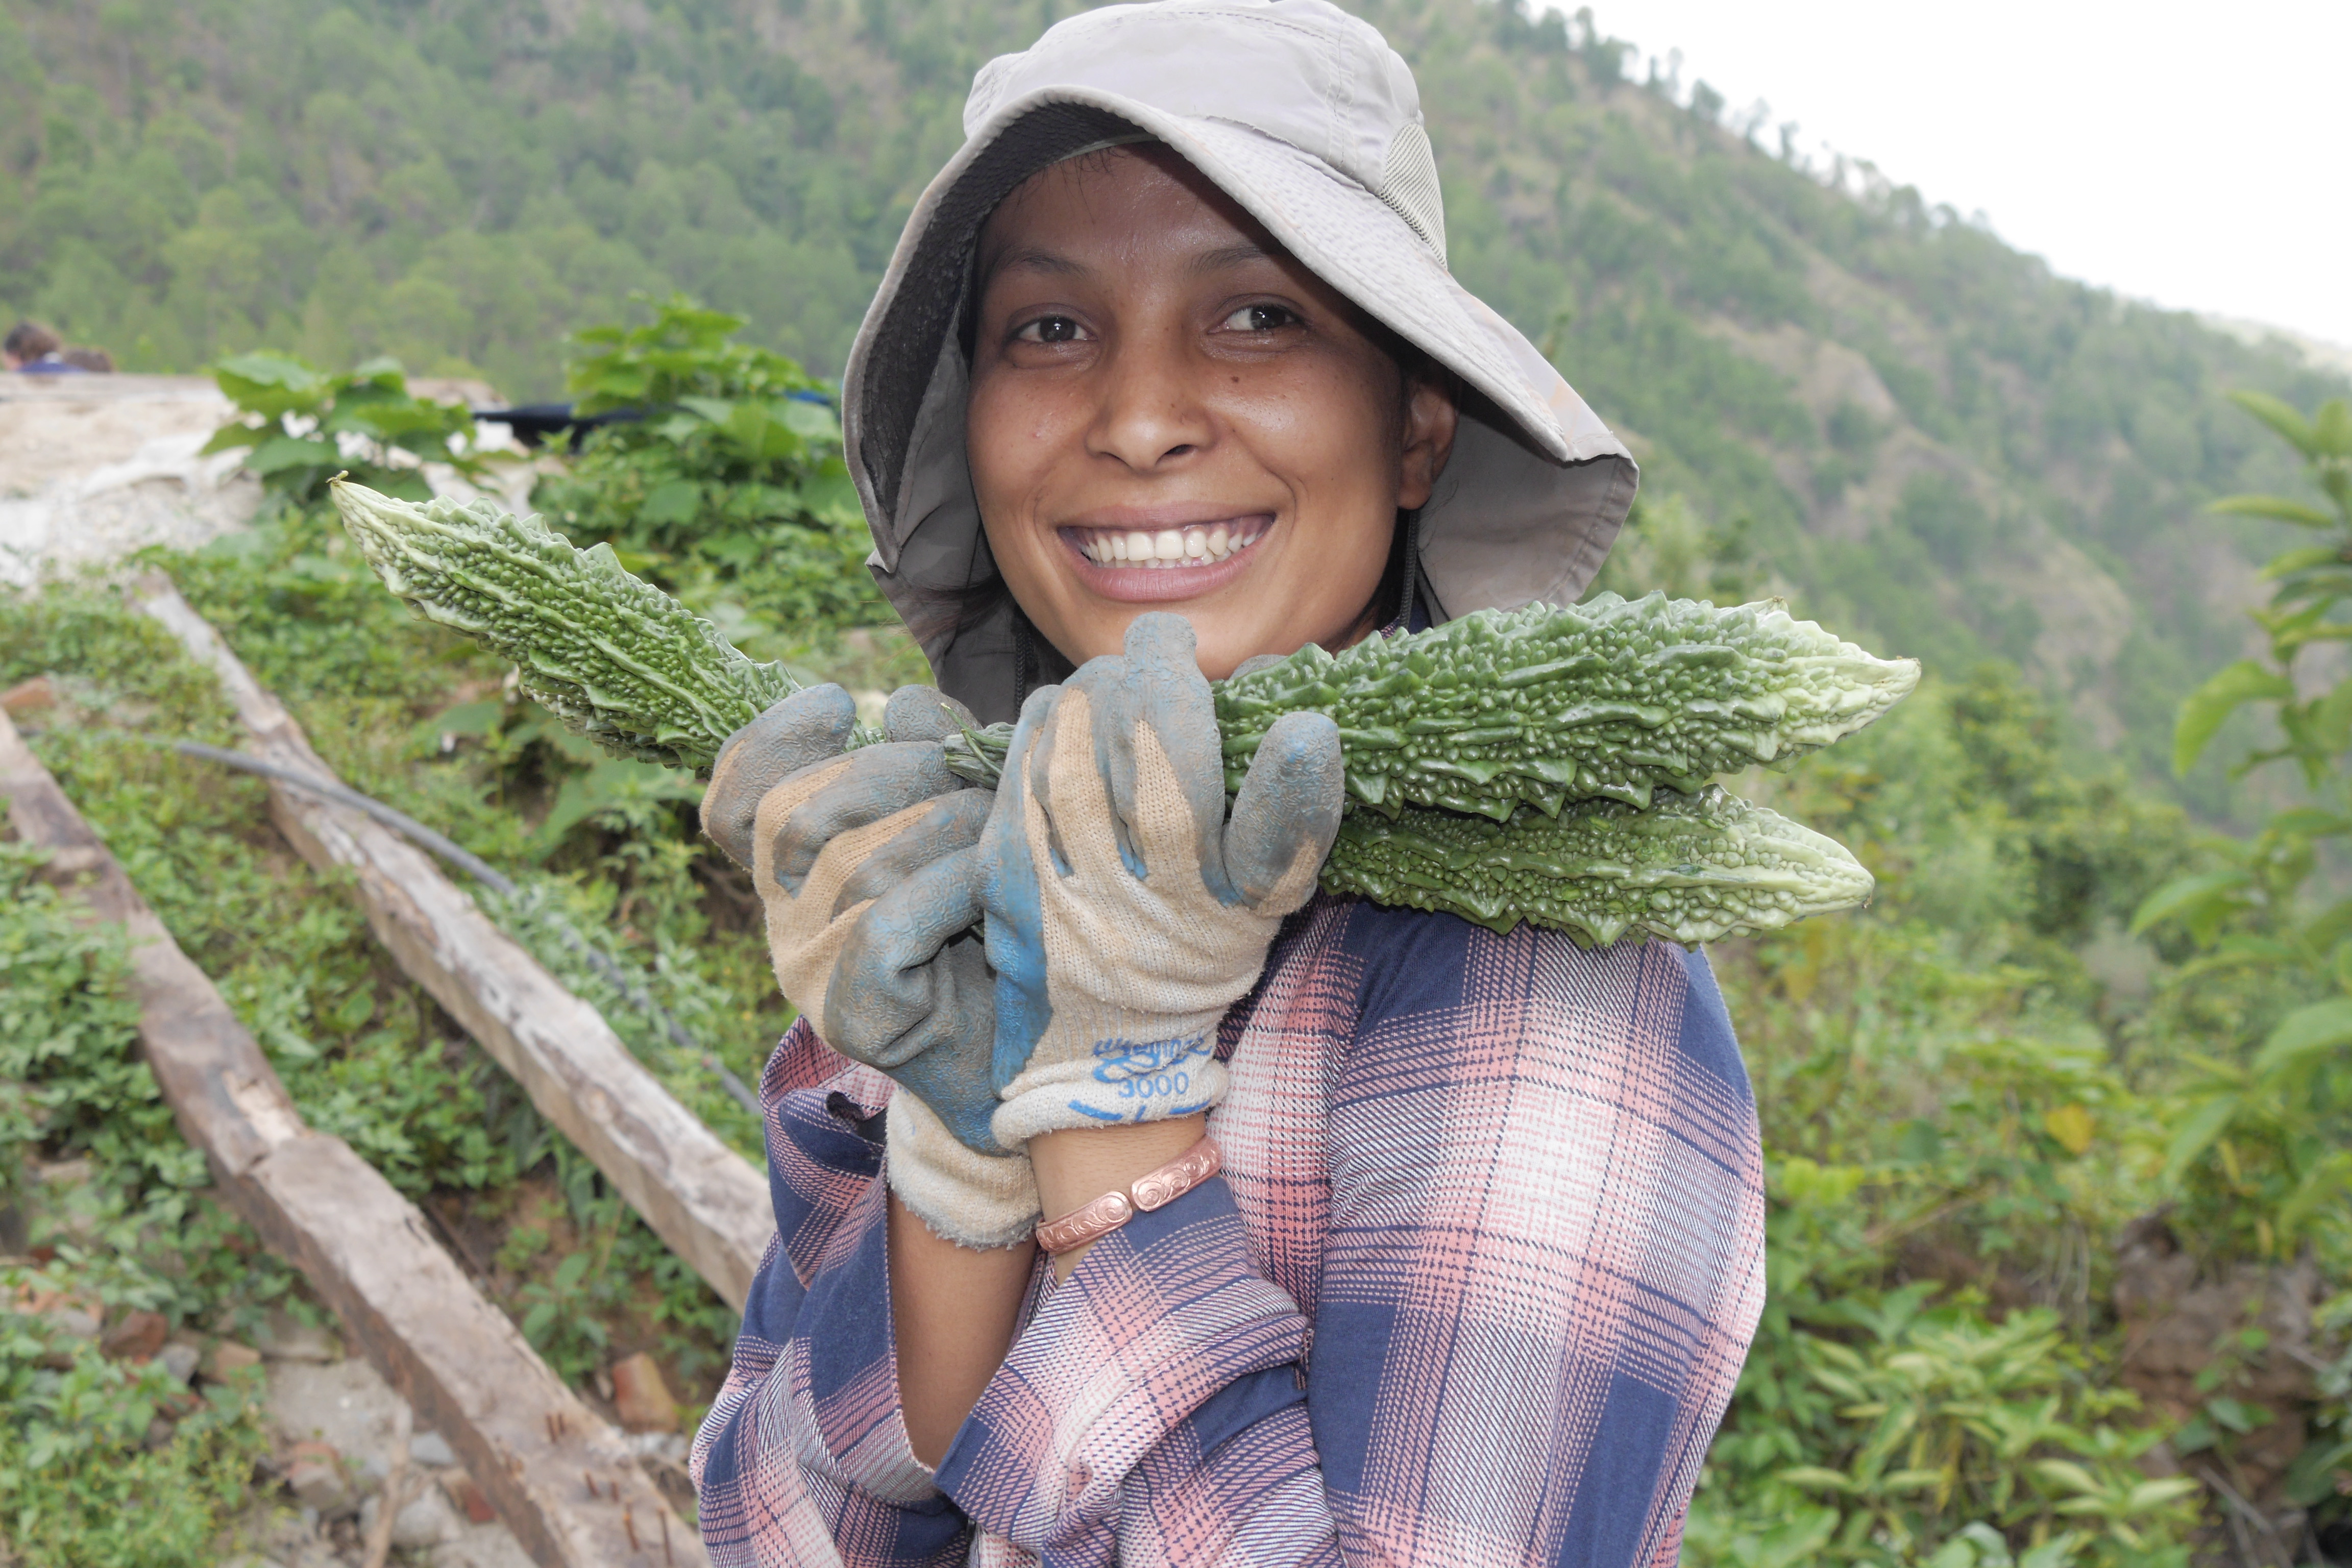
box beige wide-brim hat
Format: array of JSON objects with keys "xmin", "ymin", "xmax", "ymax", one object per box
[{"xmin": 843, "ymin": 0, "xmax": 1637, "ymax": 722}]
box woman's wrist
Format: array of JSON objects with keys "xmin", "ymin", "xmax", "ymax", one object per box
[{"xmin": 1030, "ymin": 1113, "xmax": 1208, "ymax": 1276}]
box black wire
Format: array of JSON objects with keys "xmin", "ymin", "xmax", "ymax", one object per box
[
  {"xmin": 152, "ymin": 737, "xmax": 766, "ymax": 1122},
  {"xmin": 164, "ymin": 739, "xmax": 519, "ymax": 894}
]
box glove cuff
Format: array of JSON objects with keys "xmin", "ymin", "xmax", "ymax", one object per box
[
  {"xmin": 991, "ymin": 1017, "xmax": 1231, "ymax": 1146},
  {"xmin": 884, "ymin": 1093, "xmax": 1041, "ymax": 1250}
]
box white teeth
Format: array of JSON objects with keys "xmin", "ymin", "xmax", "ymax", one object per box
[{"xmin": 1080, "ymin": 523, "xmax": 1266, "ymax": 567}]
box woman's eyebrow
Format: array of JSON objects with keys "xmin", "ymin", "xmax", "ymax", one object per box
[
  {"xmin": 1186, "ymin": 241, "xmax": 1275, "ymax": 277},
  {"xmin": 988, "ymin": 247, "xmax": 1090, "ymax": 281}
]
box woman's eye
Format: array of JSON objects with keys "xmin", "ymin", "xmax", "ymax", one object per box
[
  {"xmin": 1014, "ymin": 316, "xmax": 1089, "ymax": 344},
  {"xmin": 1218, "ymin": 303, "xmax": 1300, "ymax": 333}
]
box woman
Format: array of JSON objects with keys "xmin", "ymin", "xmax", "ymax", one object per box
[{"xmin": 691, "ymin": 3, "xmax": 1765, "ymax": 1562}]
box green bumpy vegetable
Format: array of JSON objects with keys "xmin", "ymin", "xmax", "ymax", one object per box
[
  {"xmin": 332, "ymin": 477, "xmax": 798, "ymax": 769},
  {"xmin": 331, "ymin": 478, "xmax": 1900, "ymax": 943},
  {"xmin": 1319, "ymin": 786, "xmax": 1874, "ymax": 947},
  {"xmin": 1215, "ymin": 593, "xmax": 1919, "ymax": 816},
  {"xmin": 333, "ymin": 479, "xmax": 1916, "ymax": 811}
]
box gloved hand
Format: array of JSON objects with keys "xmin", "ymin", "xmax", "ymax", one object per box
[
  {"xmin": 705, "ymin": 683, "xmax": 1037, "ymax": 1247},
  {"xmin": 701, "ymin": 683, "xmax": 990, "ymax": 1044},
  {"xmin": 825, "ymin": 846, "xmax": 1040, "ymax": 1246},
  {"xmin": 977, "ymin": 613, "xmax": 1344, "ymax": 1147}
]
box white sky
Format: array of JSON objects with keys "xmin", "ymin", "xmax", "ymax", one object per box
[{"xmin": 1570, "ymin": 0, "xmax": 2352, "ymax": 352}]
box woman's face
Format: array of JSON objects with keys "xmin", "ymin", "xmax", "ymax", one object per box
[{"xmin": 966, "ymin": 145, "xmax": 1457, "ymax": 679}]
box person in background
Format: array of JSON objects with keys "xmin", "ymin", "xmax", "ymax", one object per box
[
  {"xmin": 60, "ymin": 346, "xmax": 114, "ymax": 372},
  {"xmin": 5, "ymin": 321, "xmax": 86, "ymax": 374}
]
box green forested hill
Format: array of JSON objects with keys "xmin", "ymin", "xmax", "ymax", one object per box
[{"xmin": 4, "ymin": 0, "xmax": 2345, "ymax": 795}]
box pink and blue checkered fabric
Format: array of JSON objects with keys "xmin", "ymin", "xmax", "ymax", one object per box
[{"xmin": 693, "ymin": 895, "xmax": 1766, "ymax": 1565}]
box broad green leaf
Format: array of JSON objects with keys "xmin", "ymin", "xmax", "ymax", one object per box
[
  {"xmin": 2042, "ymin": 1103, "xmax": 2094, "ymax": 1155},
  {"xmin": 2172, "ymin": 660, "xmax": 2292, "ymax": 774},
  {"xmin": 243, "ymin": 435, "xmax": 339, "ymax": 475},
  {"xmin": 2274, "ymin": 1151, "xmax": 2352, "ymax": 1246},
  {"xmin": 1775, "ymin": 1466, "xmax": 1856, "ymax": 1493},
  {"xmin": 2259, "ymin": 545, "xmax": 2348, "ymax": 579},
  {"xmin": 2211, "ymin": 494, "xmax": 2339, "ymax": 529},
  {"xmin": 2017, "ymin": 1539, "xmax": 2081, "ymax": 1568},
  {"xmin": 199, "ymin": 420, "xmax": 267, "ymax": 455},
  {"xmin": 2227, "ymin": 389, "xmax": 2319, "ymax": 458},
  {"xmin": 2315, "ymin": 398, "xmax": 2352, "ymax": 458},
  {"xmin": 2125, "ymin": 1478, "xmax": 2202, "ymax": 1510},
  {"xmin": 639, "ymin": 479, "xmax": 703, "ymax": 526},
  {"xmin": 2250, "ymin": 998, "xmax": 2352, "ymax": 1075},
  {"xmin": 2313, "ymin": 681, "xmax": 2352, "ymax": 752},
  {"xmin": 347, "ymin": 354, "xmax": 408, "ymax": 388},
  {"xmin": 215, "ymin": 351, "xmax": 324, "ymax": 392},
  {"xmin": 2033, "ymin": 1459, "xmax": 2101, "ymax": 1494},
  {"xmin": 2160, "ymin": 1094, "xmax": 2240, "ymax": 1186},
  {"xmin": 412, "ymin": 699, "xmax": 505, "ymax": 748},
  {"xmin": 2128, "ymin": 868, "xmax": 2250, "ymax": 935},
  {"xmin": 801, "ymin": 456, "xmax": 864, "ymax": 527},
  {"xmin": 214, "ymin": 351, "xmax": 332, "ymax": 422},
  {"xmin": 782, "ymin": 398, "xmax": 841, "ymax": 442},
  {"xmin": 2204, "ymin": 1395, "xmax": 2269, "ymax": 1433},
  {"xmin": 2265, "ymin": 807, "xmax": 2352, "ymax": 839}
]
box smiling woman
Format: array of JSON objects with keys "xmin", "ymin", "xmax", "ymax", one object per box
[{"xmin": 688, "ymin": 4, "xmax": 1768, "ymax": 1565}]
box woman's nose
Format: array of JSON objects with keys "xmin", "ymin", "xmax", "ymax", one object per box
[{"xmin": 1086, "ymin": 331, "xmax": 1213, "ymax": 471}]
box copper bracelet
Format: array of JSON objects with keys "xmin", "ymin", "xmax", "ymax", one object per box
[{"xmin": 1033, "ymin": 1138, "xmax": 1221, "ymax": 1256}]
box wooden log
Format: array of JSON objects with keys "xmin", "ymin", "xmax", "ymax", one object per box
[
  {"xmin": 0, "ymin": 707, "xmax": 706, "ymax": 1568},
  {"xmin": 133, "ymin": 574, "xmax": 771, "ymax": 1313}
]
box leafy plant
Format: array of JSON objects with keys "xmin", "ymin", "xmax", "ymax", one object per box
[
  {"xmin": 530, "ymin": 298, "xmax": 894, "ymax": 655},
  {"xmin": 1773, "ymin": 1285, "xmax": 2196, "ymax": 1565},
  {"xmin": 202, "ymin": 352, "xmax": 487, "ymax": 506},
  {"xmin": 0, "ymin": 1308, "xmax": 270, "ymax": 1568},
  {"xmin": 2130, "ymin": 393, "xmax": 2352, "ymax": 1265}
]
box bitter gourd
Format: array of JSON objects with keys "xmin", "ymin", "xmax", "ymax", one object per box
[
  {"xmin": 944, "ymin": 599, "xmax": 1921, "ymax": 815},
  {"xmin": 1319, "ymin": 787, "xmax": 1873, "ymax": 947},
  {"xmin": 1215, "ymin": 594, "xmax": 1917, "ymax": 816},
  {"xmin": 330, "ymin": 477, "xmax": 1903, "ymax": 943},
  {"xmin": 333, "ymin": 477, "xmax": 799, "ymax": 770}
]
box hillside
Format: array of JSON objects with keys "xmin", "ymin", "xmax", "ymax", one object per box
[{"xmin": 3, "ymin": 0, "xmax": 2346, "ymax": 795}]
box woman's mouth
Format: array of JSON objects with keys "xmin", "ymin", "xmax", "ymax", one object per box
[
  {"xmin": 1066, "ymin": 520, "xmax": 1265, "ymax": 568},
  {"xmin": 1056, "ymin": 514, "xmax": 1273, "ymax": 602}
]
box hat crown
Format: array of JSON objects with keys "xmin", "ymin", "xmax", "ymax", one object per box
[{"xmin": 966, "ymin": 0, "xmax": 1445, "ymax": 263}]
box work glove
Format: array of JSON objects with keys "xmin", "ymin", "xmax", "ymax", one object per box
[
  {"xmin": 977, "ymin": 613, "xmax": 1344, "ymax": 1148},
  {"xmin": 701, "ymin": 681, "xmax": 988, "ymax": 1059},
  {"xmin": 704, "ymin": 683, "xmax": 1036, "ymax": 1247},
  {"xmin": 829, "ymin": 848, "xmax": 1038, "ymax": 1246}
]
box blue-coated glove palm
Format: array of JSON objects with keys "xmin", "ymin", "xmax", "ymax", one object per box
[
  {"xmin": 827, "ymin": 849, "xmax": 1041, "ymax": 1246},
  {"xmin": 708, "ymin": 682, "xmax": 1038, "ymax": 1247},
  {"xmin": 705, "ymin": 683, "xmax": 990, "ymax": 1035},
  {"xmin": 976, "ymin": 612, "xmax": 1344, "ymax": 1146}
]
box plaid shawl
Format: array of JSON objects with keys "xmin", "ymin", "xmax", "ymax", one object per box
[{"xmin": 693, "ymin": 894, "xmax": 1766, "ymax": 1566}]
